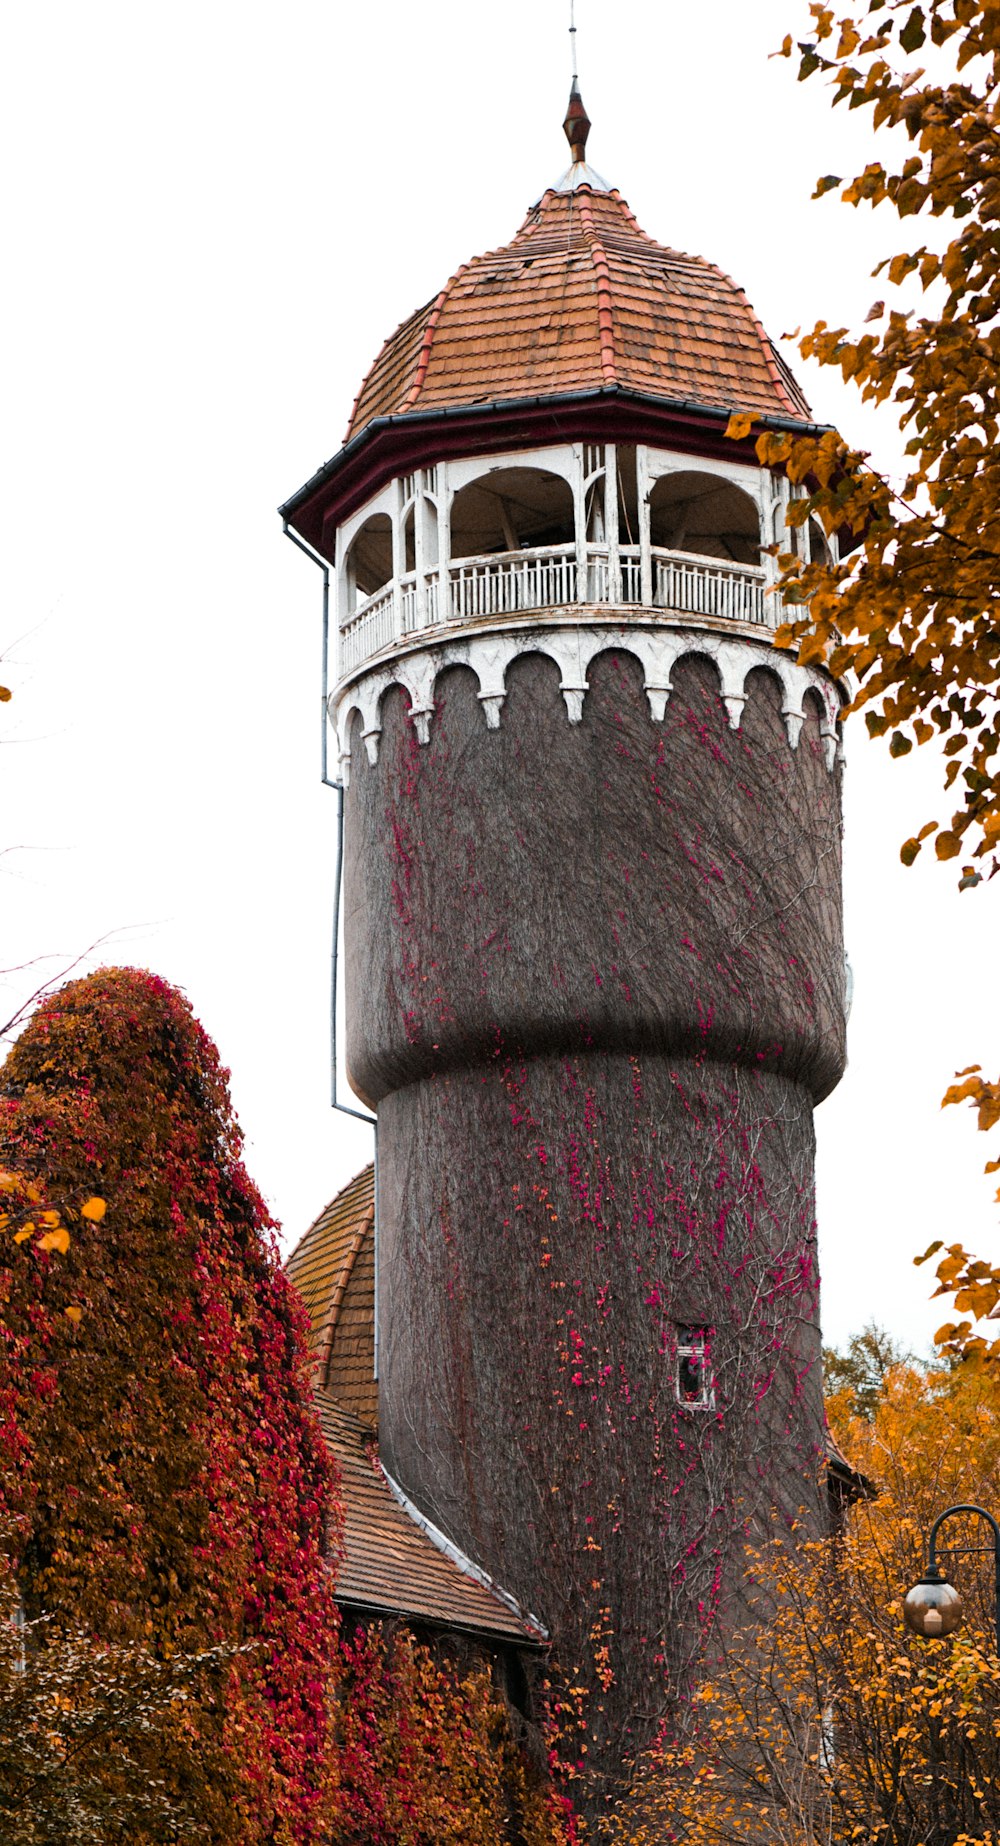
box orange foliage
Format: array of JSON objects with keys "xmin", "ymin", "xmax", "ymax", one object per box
[
  {"xmin": 606, "ymin": 1357, "xmax": 1000, "ymax": 1845},
  {"xmin": 725, "ymin": 2, "xmax": 1000, "ymax": 1364}
]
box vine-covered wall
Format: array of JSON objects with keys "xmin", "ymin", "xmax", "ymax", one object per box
[{"xmin": 345, "ymin": 647, "xmax": 845, "ymax": 1808}]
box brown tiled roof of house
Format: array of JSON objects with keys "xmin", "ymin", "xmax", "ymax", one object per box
[
  {"xmin": 285, "ymin": 1164, "xmax": 377, "ymax": 1429},
  {"xmin": 287, "ymin": 1169, "xmax": 544, "ymax": 1643},
  {"xmin": 346, "ymin": 184, "xmax": 812, "ymax": 443},
  {"xmin": 314, "ymin": 1384, "xmax": 543, "ymax": 1643}
]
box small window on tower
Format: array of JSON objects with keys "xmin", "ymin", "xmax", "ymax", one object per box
[{"xmin": 675, "ymin": 1326, "xmax": 714, "ymax": 1410}]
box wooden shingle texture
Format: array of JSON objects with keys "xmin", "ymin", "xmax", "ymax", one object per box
[
  {"xmin": 285, "ymin": 1164, "xmax": 377, "ymax": 1429},
  {"xmin": 347, "ymin": 184, "xmax": 812, "ymax": 442},
  {"xmin": 314, "ymin": 1385, "xmax": 539, "ymax": 1643}
]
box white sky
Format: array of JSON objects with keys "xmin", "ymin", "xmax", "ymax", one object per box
[{"xmin": 2, "ymin": 0, "xmax": 996, "ymax": 1356}]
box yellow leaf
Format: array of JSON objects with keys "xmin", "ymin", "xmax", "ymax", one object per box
[
  {"xmin": 64, "ymin": 1306, "xmax": 83, "ymax": 1324},
  {"xmin": 38, "ymin": 1226, "xmax": 70, "ymax": 1255},
  {"xmin": 725, "ymin": 412, "xmax": 755, "ymax": 442},
  {"xmin": 13, "ymin": 1229, "xmax": 33, "ymax": 1245},
  {"xmin": 915, "ymin": 1240, "xmax": 943, "ymax": 1266},
  {"xmin": 0, "ymin": 686, "xmax": 11, "ymax": 703},
  {"xmin": 81, "ymin": 1197, "xmax": 106, "ymax": 1223},
  {"xmin": 935, "ymin": 831, "xmax": 961, "ymax": 860},
  {"xmin": 900, "ymin": 838, "xmax": 922, "ymax": 866}
]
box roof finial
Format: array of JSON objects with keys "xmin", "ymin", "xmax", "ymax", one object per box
[{"xmin": 563, "ymin": 2, "xmax": 592, "ymax": 166}]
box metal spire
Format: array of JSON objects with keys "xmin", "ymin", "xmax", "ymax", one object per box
[
  {"xmin": 548, "ymin": 0, "xmax": 610, "ymax": 195},
  {"xmin": 563, "ymin": 0, "xmax": 592, "ymax": 166}
]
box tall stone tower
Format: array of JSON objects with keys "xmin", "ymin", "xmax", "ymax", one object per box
[{"xmin": 282, "ymin": 89, "xmax": 846, "ymax": 1798}]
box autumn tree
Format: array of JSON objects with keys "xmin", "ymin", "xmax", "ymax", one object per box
[
  {"xmin": 0, "ymin": 968, "xmax": 341, "ymax": 1842},
  {"xmin": 607, "ymin": 1354, "xmax": 1000, "ymax": 1846},
  {"xmin": 823, "ymin": 1321, "xmax": 916, "ymax": 1417},
  {"xmin": 723, "ymin": 0, "xmax": 1000, "ymax": 1355}
]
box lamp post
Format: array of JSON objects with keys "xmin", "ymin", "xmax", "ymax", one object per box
[{"xmin": 904, "ymin": 1503, "xmax": 1000, "ymax": 1653}]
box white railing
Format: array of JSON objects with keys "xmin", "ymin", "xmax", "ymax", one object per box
[
  {"xmin": 620, "ymin": 546, "xmax": 643, "ymax": 603},
  {"xmin": 653, "ymin": 547, "xmax": 769, "ymax": 626},
  {"xmin": 340, "ymin": 583, "xmax": 396, "ymax": 675},
  {"xmin": 339, "ymin": 545, "xmax": 772, "ymax": 675},
  {"xmin": 585, "ymin": 545, "xmax": 644, "ymax": 603},
  {"xmin": 449, "ymin": 545, "xmax": 577, "ymax": 620},
  {"xmin": 400, "ymin": 573, "xmax": 440, "ymax": 635}
]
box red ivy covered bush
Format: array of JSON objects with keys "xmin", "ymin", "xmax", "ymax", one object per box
[
  {"xmin": 332, "ymin": 1623, "xmax": 576, "ymax": 1846},
  {"xmin": 0, "ymin": 968, "xmax": 342, "ymax": 1841}
]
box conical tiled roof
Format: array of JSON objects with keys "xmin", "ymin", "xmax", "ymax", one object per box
[{"xmin": 346, "ymin": 183, "xmax": 811, "ymax": 444}]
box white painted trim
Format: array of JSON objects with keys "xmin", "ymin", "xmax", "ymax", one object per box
[
  {"xmin": 380, "ymin": 1466, "xmax": 550, "ymax": 1641},
  {"xmin": 331, "ymin": 618, "xmax": 844, "ymax": 783}
]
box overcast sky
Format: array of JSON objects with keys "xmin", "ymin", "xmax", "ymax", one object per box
[{"xmin": 2, "ymin": 0, "xmax": 995, "ymax": 1355}]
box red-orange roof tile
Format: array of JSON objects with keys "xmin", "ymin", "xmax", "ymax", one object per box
[{"xmin": 346, "ymin": 185, "xmax": 812, "ymax": 442}]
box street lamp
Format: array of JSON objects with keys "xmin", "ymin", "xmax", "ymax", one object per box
[{"xmin": 904, "ymin": 1503, "xmax": 1000, "ymax": 1652}]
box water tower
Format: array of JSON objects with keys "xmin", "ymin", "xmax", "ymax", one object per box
[{"xmin": 282, "ymin": 83, "xmax": 846, "ymax": 1791}]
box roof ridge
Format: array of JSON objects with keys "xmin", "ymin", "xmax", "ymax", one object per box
[
  {"xmin": 605, "ymin": 189, "xmax": 656, "ymax": 246},
  {"xmin": 401, "ymin": 261, "xmax": 471, "ymax": 415},
  {"xmin": 380, "ymin": 1465, "xmax": 549, "ymax": 1641},
  {"xmin": 577, "ymin": 191, "xmax": 617, "ymax": 386},
  {"xmin": 704, "ymin": 258, "xmax": 809, "ymax": 421},
  {"xmin": 285, "ymin": 1162, "xmax": 374, "ymax": 1272}
]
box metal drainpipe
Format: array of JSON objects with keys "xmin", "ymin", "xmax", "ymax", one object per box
[{"xmin": 282, "ymin": 523, "xmax": 380, "ymax": 1377}]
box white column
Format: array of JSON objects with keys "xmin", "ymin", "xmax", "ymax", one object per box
[
  {"xmin": 573, "ymin": 443, "xmax": 588, "ymax": 603},
  {"xmin": 637, "ymin": 443, "xmax": 652, "ymax": 606},
  {"xmin": 391, "ymin": 479, "xmax": 406, "ymax": 641},
  {"xmin": 414, "ymin": 489, "xmax": 427, "ymax": 629},
  {"xmin": 437, "ymin": 461, "xmax": 451, "ymax": 622},
  {"xmin": 605, "ymin": 443, "xmax": 620, "ymax": 604},
  {"xmin": 334, "ymin": 529, "xmax": 349, "ymax": 683}
]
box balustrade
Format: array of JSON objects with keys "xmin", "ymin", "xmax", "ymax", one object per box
[
  {"xmin": 653, "ymin": 547, "xmax": 768, "ymax": 626},
  {"xmin": 450, "ymin": 545, "xmax": 577, "ymax": 620},
  {"xmin": 339, "ymin": 542, "xmax": 773, "ymax": 677}
]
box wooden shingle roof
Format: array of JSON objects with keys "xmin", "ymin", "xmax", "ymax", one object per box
[
  {"xmin": 287, "ymin": 1168, "xmax": 543, "ymax": 1645},
  {"xmin": 347, "ymin": 183, "xmax": 812, "ymax": 444},
  {"xmin": 285, "ymin": 1165, "xmax": 377, "ymax": 1429},
  {"xmin": 314, "ymin": 1386, "xmax": 543, "ymax": 1644}
]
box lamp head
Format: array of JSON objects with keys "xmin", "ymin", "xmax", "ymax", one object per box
[{"xmin": 904, "ymin": 1570, "xmax": 963, "ymax": 1640}]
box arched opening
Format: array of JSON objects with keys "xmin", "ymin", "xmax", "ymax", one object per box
[
  {"xmin": 345, "ymin": 513, "xmax": 392, "ymax": 614},
  {"xmin": 450, "ymin": 468, "xmax": 575, "ymax": 559},
  {"xmin": 809, "ymin": 516, "xmax": 833, "ymax": 567},
  {"xmin": 648, "ymin": 471, "xmax": 760, "ymax": 566}
]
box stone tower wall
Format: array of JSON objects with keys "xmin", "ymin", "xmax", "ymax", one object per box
[{"xmin": 343, "ymin": 644, "xmax": 845, "ymax": 1777}]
